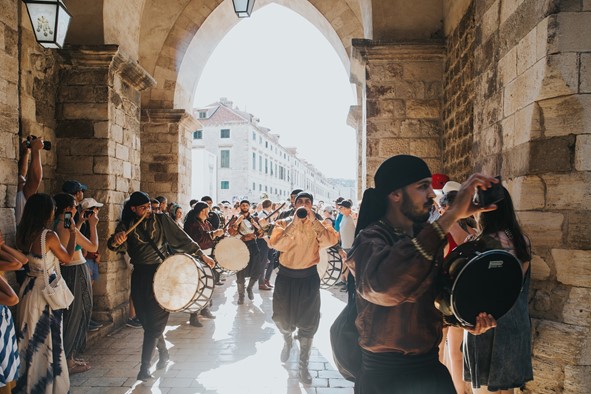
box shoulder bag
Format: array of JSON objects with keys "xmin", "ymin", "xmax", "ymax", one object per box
[{"xmin": 40, "ymin": 229, "xmax": 74, "ymax": 310}]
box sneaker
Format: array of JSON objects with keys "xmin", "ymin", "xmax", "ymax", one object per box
[
  {"xmin": 126, "ymin": 317, "xmax": 142, "ymax": 329},
  {"xmin": 89, "ymin": 319, "xmax": 103, "ymax": 329}
]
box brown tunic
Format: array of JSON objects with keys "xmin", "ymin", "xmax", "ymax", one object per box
[{"xmin": 346, "ymin": 221, "xmax": 446, "ymax": 355}]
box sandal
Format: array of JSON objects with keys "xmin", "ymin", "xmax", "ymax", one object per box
[{"xmin": 68, "ymin": 362, "xmax": 91, "ymax": 375}]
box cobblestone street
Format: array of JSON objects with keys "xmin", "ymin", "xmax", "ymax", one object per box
[{"xmin": 71, "ymin": 278, "xmax": 354, "ymax": 393}]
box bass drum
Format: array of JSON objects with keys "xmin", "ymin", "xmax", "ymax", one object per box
[
  {"xmin": 212, "ymin": 237, "xmax": 250, "ymax": 273},
  {"xmin": 435, "ymin": 240, "xmax": 523, "ymax": 327},
  {"xmin": 153, "ymin": 254, "xmax": 215, "ymax": 313},
  {"xmin": 317, "ymin": 246, "xmax": 343, "ymax": 289}
]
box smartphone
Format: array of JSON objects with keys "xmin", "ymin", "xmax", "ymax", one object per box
[
  {"xmin": 84, "ymin": 210, "xmax": 94, "ymax": 219},
  {"xmin": 64, "ymin": 212, "xmax": 72, "ymax": 229},
  {"xmin": 473, "ymin": 176, "xmax": 504, "ymax": 207}
]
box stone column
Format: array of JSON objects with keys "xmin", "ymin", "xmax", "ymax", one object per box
[
  {"xmin": 57, "ymin": 45, "xmax": 155, "ymax": 327},
  {"xmin": 140, "ymin": 109, "xmax": 200, "ymax": 209},
  {"xmin": 351, "ymin": 40, "xmax": 445, "ymax": 189}
]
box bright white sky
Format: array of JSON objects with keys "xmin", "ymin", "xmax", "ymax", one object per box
[{"xmin": 194, "ymin": 3, "xmax": 356, "ymax": 180}]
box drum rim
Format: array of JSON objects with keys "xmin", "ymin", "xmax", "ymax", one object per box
[{"xmin": 450, "ymin": 249, "xmax": 523, "ymax": 326}]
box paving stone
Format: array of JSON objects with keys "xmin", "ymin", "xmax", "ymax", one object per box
[{"xmin": 74, "ymin": 280, "xmax": 353, "ymax": 393}]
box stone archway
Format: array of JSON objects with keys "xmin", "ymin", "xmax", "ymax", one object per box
[{"xmin": 138, "ymin": 0, "xmax": 366, "ymax": 111}]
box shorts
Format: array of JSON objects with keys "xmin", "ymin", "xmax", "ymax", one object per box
[{"xmin": 86, "ymin": 258, "xmax": 99, "ymax": 281}]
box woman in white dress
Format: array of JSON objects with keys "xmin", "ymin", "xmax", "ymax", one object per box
[{"xmin": 14, "ymin": 193, "xmax": 77, "ymax": 394}]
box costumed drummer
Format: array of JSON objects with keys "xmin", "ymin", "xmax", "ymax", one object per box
[
  {"xmin": 346, "ymin": 155, "xmax": 498, "ymax": 394},
  {"xmin": 269, "ymin": 191, "xmax": 339, "ymax": 384},
  {"xmin": 107, "ymin": 191, "xmax": 215, "ymax": 381}
]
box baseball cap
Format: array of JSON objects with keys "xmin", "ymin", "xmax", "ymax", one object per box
[
  {"xmin": 80, "ymin": 197, "xmax": 103, "ymax": 210},
  {"xmin": 338, "ymin": 200, "xmax": 352, "ymax": 209},
  {"xmin": 62, "ymin": 180, "xmax": 88, "ymax": 194}
]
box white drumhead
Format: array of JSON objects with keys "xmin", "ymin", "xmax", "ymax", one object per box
[
  {"xmin": 153, "ymin": 254, "xmax": 201, "ymax": 312},
  {"xmin": 213, "ymin": 237, "xmax": 250, "ymax": 272},
  {"xmin": 317, "ymin": 248, "xmax": 329, "ymax": 278}
]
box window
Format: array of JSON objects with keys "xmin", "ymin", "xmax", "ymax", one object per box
[
  {"xmin": 259, "ymin": 156, "xmax": 262, "ymax": 172},
  {"xmin": 198, "ymin": 111, "xmax": 207, "ymax": 119},
  {"xmin": 220, "ymin": 150, "xmax": 230, "ymax": 168},
  {"xmin": 252, "ymin": 152, "xmax": 256, "ymax": 170},
  {"xmin": 265, "ymin": 141, "xmax": 268, "ymax": 148},
  {"xmin": 252, "ymin": 131, "xmax": 256, "ymax": 141},
  {"xmin": 259, "ymin": 184, "xmax": 262, "ymax": 191},
  {"xmin": 220, "ymin": 129, "xmax": 230, "ymax": 138},
  {"xmin": 253, "ymin": 182, "xmax": 256, "ymax": 190},
  {"xmin": 221, "ymin": 181, "xmax": 229, "ymax": 189},
  {"xmin": 193, "ymin": 130, "xmax": 202, "ymax": 139},
  {"xmin": 265, "ymin": 158, "xmax": 268, "ymax": 174}
]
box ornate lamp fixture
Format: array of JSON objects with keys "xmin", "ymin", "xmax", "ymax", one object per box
[
  {"xmin": 23, "ymin": 0, "xmax": 72, "ymax": 49},
  {"xmin": 232, "ymin": 0, "xmax": 255, "ymax": 18}
]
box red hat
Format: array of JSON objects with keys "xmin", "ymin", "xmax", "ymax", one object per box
[{"xmin": 431, "ymin": 173, "xmax": 449, "ymax": 190}]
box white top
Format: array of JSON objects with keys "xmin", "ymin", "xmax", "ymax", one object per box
[
  {"xmin": 15, "ymin": 190, "xmax": 26, "ymax": 225},
  {"xmin": 339, "ymin": 214, "xmax": 356, "ymax": 249}
]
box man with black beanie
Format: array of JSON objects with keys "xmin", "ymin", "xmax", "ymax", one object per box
[
  {"xmin": 107, "ymin": 191, "xmax": 215, "ymax": 381},
  {"xmin": 270, "ymin": 191, "xmax": 339, "ymax": 384},
  {"xmin": 346, "ymin": 155, "xmax": 498, "ymax": 393}
]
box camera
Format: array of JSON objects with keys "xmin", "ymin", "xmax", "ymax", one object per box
[
  {"xmin": 63, "ymin": 212, "xmax": 72, "ymax": 229},
  {"xmin": 25, "ymin": 135, "xmax": 51, "ymax": 151},
  {"xmin": 83, "ymin": 210, "xmax": 94, "ymax": 219},
  {"xmin": 473, "ymin": 176, "xmax": 504, "ymax": 207},
  {"xmin": 295, "ymin": 207, "xmax": 308, "ymax": 219}
]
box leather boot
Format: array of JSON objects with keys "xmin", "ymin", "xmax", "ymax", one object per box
[
  {"xmin": 137, "ymin": 336, "xmax": 156, "ymax": 380},
  {"xmin": 298, "ymin": 336, "xmax": 313, "ymax": 384},
  {"xmin": 280, "ymin": 332, "xmax": 293, "ymax": 363},
  {"xmin": 156, "ymin": 335, "xmax": 169, "ymax": 370},
  {"xmin": 237, "ymin": 283, "xmax": 245, "ymax": 305},
  {"xmin": 246, "ymin": 278, "xmax": 256, "ymax": 300}
]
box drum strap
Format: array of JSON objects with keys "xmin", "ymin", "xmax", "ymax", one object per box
[{"xmin": 137, "ymin": 225, "xmax": 167, "ymax": 262}]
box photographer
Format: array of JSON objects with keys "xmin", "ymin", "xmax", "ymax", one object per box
[{"xmin": 16, "ymin": 136, "xmax": 46, "ymax": 225}]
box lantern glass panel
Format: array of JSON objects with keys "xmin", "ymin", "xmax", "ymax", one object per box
[
  {"xmin": 56, "ymin": 5, "xmax": 71, "ymax": 47},
  {"xmin": 26, "ymin": 3, "xmax": 58, "ymax": 44}
]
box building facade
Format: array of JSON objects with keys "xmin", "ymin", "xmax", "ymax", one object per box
[{"xmin": 192, "ymin": 98, "xmax": 352, "ymax": 204}]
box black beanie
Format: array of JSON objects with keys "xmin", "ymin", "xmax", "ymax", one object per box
[
  {"xmin": 239, "ymin": 199, "xmax": 250, "ymax": 206},
  {"xmin": 374, "ymin": 155, "xmax": 432, "ymax": 195},
  {"xmin": 129, "ymin": 191, "xmax": 150, "ymax": 207},
  {"xmin": 295, "ymin": 191, "xmax": 314, "ymax": 204}
]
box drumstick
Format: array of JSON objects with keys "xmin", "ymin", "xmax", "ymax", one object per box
[
  {"xmin": 265, "ymin": 202, "xmax": 286, "ymax": 219},
  {"xmin": 124, "ymin": 212, "xmax": 148, "ymax": 236},
  {"xmin": 112, "ymin": 212, "xmax": 148, "ymax": 247},
  {"xmin": 223, "ymin": 215, "xmax": 236, "ymax": 230}
]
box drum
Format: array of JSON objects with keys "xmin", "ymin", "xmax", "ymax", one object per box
[
  {"xmin": 153, "ymin": 254, "xmax": 216, "ymax": 313},
  {"xmin": 317, "ymin": 246, "xmax": 343, "ymax": 289},
  {"xmin": 212, "ymin": 237, "xmax": 250, "ymax": 273},
  {"xmin": 435, "ymin": 240, "xmax": 524, "ymax": 327}
]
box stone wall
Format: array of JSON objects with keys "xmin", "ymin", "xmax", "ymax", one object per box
[
  {"xmin": 57, "ymin": 46, "xmax": 155, "ymax": 326},
  {"xmin": 442, "ymin": 2, "xmax": 475, "ymax": 181},
  {"xmin": 352, "ymin": 40, "xmax": 445, "ymax": 189},
  {"xmin": 0, "ymin": 0, "xmax": 21, "ymax": 238},
  {"xmin": 444, "ymin": 0, "xmax": 591, "ymax": 392},
  {"xmin": 140, "ymin": 109, "xmax": 198, "ymax": 209}
]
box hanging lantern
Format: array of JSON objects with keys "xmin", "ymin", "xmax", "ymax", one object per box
[
  {"xmin": 232, "ymin": 0, "xmax": 255, "ymax": 18},
  {"xmin": 23, "ymin": 0, "xmax": 72, "ymax": 49}
]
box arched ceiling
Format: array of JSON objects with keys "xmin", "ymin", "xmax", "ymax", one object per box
[
  {"xmin": 138, "ymin": 0, "xmax": 366, "ymax": 110},
  {"xmin": 63, "ymin": 0, "xmax": 443, "ymax": 111}
]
